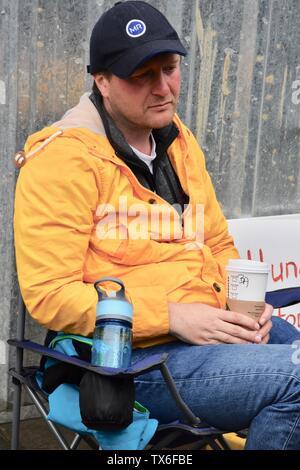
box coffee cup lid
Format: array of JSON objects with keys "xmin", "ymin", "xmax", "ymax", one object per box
[{"xmin": 226, "ymin": 259, "xmax": 270, "ymax": 273}]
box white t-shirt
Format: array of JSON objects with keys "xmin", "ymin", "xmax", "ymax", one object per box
[{"xmin": 129, "ymin": 133, "xmax": 156, "ymax": 174}]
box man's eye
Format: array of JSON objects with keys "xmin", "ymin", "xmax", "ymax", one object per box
[
  {"xmin": 164, "ymin": 66, "xmax": 177, "ymax": 73},
  {"xmin": 132, "ymin": 72, "xmax": 150, "ymax": 81}
]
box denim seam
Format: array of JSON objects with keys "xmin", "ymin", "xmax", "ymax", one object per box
[
  {"xmin": 283, "ymin": 412, "xmax": 300, "ymax": 450},
  {"xmin": 135, "ymin": 371, "xmax": 300, "ymax": 385}
]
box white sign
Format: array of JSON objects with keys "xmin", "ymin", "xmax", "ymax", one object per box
[{"xmin": 228, "ymin": 214, "xmax": 300, "ymax": 329}]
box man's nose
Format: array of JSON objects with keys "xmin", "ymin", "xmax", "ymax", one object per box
[{"xmin": 151, "ymin": 71, "xmax": 170, "ymax": 96}]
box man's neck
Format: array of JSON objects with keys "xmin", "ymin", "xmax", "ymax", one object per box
[
  {"xmin": 125, "ymin": 132, "xmax": 153, "ymax": 155},
  {"xmin": 111, "ymin": 120, "xmax": 152, "ymax": 155}
]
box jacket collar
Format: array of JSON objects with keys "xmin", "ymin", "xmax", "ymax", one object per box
[
  {"xmin": 53, "ymin": 91, "xmax": 179, "ymax": 166},
  {"xmin": 52, "ymin": 93, "xmax": 106, "ymax": 137}
]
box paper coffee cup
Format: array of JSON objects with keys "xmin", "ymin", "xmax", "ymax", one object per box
[{"xmin": 225, "ymin": 259, "xmax": 270, "ymax": 320}]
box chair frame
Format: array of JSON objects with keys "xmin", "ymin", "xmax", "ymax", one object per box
[
  {"xmin": 9, "ymin": 285, "xmax": 300, "ymax": 450},
  {"xmin": 8, "ymin": 292, "xmax": 232, "ymax": 451}
]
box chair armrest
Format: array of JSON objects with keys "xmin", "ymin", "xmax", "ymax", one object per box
[
  {"xmin": 7, "ymin": 339, "xmax": 200, "ymax": 425},
  {"xmin": 266, "ymin": 287, "xmax": 300, "ymax": 308},
  {"xmin": 7, "ymin": 339, "xmax": 168, "ymax": 378}
]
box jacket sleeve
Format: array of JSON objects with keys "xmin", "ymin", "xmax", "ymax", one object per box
[
  {"xmin": 127, "ymin": 285, "xmax": 169, "ymax": 343},
  {"xmin": 14, "ymin": 136, "xmax": 99, "ymax": 336}
]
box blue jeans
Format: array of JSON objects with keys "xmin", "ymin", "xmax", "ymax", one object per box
[{"xmin": 132, "ymin": 317, "xmax": 300, "ymax": 449}]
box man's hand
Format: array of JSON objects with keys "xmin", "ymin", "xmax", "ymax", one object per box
[
  {"xmin": 168, "ymin": 302, "xmax": 273, "ymax": 345},
  {"xmin": 257, "ymin": 303, "xmax": 273, "ymax": 344}
]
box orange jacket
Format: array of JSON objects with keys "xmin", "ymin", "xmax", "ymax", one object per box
[{"xmin": 14, "ymin": 93, "xmax": 239, "ymax": 348}]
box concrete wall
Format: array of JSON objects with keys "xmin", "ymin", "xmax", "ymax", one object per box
[{"xmin": 1, "ymin": 0, "xmax": 300, "ymax": 420}]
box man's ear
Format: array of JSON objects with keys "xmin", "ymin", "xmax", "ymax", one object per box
[{"xmin": 93, "ymin": 74, "xmax": 110, "ymax": 98}]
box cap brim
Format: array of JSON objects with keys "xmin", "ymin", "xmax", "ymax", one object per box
[{"xmin": 108, "ymin": 39, "xmax": 187, "ymax": 78}]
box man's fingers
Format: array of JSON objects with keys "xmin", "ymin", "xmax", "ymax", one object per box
[
  {"xmin": 259, "ymin": 319, "xmax": 272, "ymax": 339},
  {"xmin": 217, "ymin": 321, "xmax": 263, "ymax": 344},
  {"xmin": 221, "ymin": 309, "xmax": 260, "ymax": 331},
  {"xmin": 259, "ymin": 303, "xmax": 273, "ymax": 326},
  {"xmin": 261, "ymin": 333, "xmax": 270, "ymax": 344}
]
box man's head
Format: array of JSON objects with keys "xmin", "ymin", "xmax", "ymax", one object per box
[
  {"xmin": 95, "ymin": 53, "xmax": 182, "ymax": 133},
  {"xmin": 87, "ymin": 1, "xmax": 187, "ymax": 78},
  {"xmin": 88, "ymin": 1, "xmax": 187, "ymax": 135}
]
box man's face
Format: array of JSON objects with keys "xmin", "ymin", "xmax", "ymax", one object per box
[{"xmin": 95, "ymin": 53, "xmax": 181, "ymax": 133}]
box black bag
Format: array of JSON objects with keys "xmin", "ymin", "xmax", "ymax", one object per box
[
  {"xmin": 41, "ymin": 331, "xmax": 135, "ymax": 430},
  {"xmin": 79, "ymin": 372, "xmax": 135, "ymax": 430}
]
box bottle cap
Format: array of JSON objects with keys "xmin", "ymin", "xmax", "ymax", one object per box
[
  {"xmin": 94, "ymin": 277, "xmax": 133, "ymax": 323},
  {"xmin": 96, "ymin": 298, "xmax": 133, "ymax": 323}
]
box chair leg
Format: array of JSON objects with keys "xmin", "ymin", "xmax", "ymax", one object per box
[
  {"xmin": 215, "ymin": 435, "xmax": 231, "ymax": 450},
  {"xmin": 150, "ymin": 430, "xmax": 183, "ymax": 450},
  {"xmin": 11, "ymin": 294, "xmax": 26, "ymax": 450},
  {"xmin": 69, "ymin": 434, "xmax": 82, "ymax": 450},
  {"xmin": 206, "ymin": 437, "xmax": 223, "ymax": 450},
  {"xmin": 24, "ymin": 385, "xmax": 70, "ymax": 450},
  {"xmin": 11, "ymin": 379, "xmax": 22, "ymax": 450},
  {"xmin": 205, "ymin": 434, "xmax": 231, "ymax": 450}
]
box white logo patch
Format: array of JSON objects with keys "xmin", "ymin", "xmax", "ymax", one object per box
[{"xmin": 126, "ymin": 19, "xmax": 146, "ymax": 38}]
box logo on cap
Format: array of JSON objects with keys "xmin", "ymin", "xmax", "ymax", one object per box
[{"xmin": 126, "ymin": 19, "xmax": 146, "ymax": 38}]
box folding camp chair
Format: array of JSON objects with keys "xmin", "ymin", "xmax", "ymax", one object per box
[
  {"xmin": 8, "ymin": 292, "xmax": 232, "ymax": 451},
  {"xmin": 8, "ymin": 287, "xmax": 300, "ymax": 450}
]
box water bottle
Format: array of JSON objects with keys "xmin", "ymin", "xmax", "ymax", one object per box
[{"xmin": 91, "ymin": 277, "xmax": 133, "ymax": 369}]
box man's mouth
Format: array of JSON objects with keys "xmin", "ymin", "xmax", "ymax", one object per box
[{"xmin": 149, "ymin": 101, "xmax": 172, "ymax": 109}]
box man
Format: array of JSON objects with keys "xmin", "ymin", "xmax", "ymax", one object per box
[{"xmin": 14, "ymin": 1, "xmax": 300, "ymax": 449}]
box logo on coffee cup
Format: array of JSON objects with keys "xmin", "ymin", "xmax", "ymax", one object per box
[{"xmin": 238, "ymin": 274, "xmax": 249, "ymax": 287}]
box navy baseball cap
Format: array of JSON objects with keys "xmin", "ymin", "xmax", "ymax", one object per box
[{"xmin": 87, "ymin": 1, "xmax": 187, "ymax": 78}]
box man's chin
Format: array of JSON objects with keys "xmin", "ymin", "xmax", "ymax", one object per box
[{"xmin": 150, "ymin": 111, "xmax": 176, "ymax": 129}]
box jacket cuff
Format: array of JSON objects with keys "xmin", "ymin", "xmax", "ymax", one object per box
[{"xmin": 127, "ymin": 285, "xmax": 169, "ymax": 340}]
